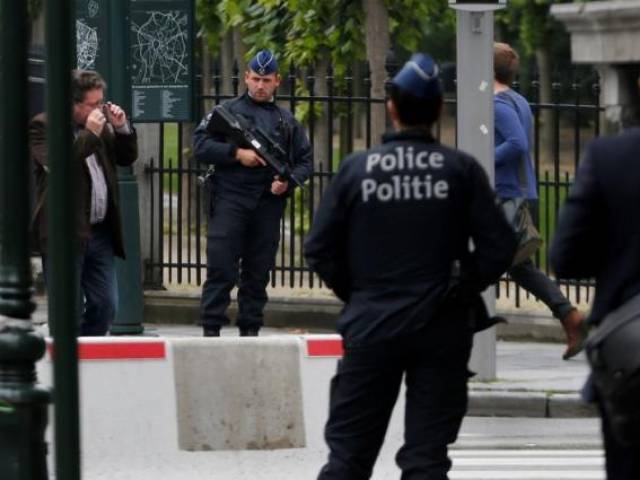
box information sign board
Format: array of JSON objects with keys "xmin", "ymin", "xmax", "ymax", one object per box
[{"xmin": 129, "ymin": 0, "xmax": 195, "ymax": 122}]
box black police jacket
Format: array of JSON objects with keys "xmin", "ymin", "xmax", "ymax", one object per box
[
  {"xmin": 551, "ymin": 127, "xmax": 640, "ymax": 325},
  {"xmin": 304, "ymin": 130, "xmax": 517, "ymax": 344},
  {"xmin": 193, "ymin": 92, "xmax": 312, "ymax": 206}
]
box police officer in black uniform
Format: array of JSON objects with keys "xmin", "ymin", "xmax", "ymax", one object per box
[
  {"xmin": 194, "ymin": 50, "xmax": 312, "ymax": 337},
  {"xmin": 305, "ymin": 53, "xmax": 517, "ymax": 480}
]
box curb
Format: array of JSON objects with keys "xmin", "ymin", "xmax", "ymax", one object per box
[
  {"xmin": 143, "ymin": 291, "xmax": 341, "ymax": 331},
  {"xmin": 143, "ymin": 291, "xmax": 568, "ymax": 342},
  {"xmin": 468, "ymin": 390, "xmax": 597, "ymax": 418}
]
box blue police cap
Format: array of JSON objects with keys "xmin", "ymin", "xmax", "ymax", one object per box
[
  {"xmin": 392, "ymin": 53, "xmax": 442, "ymax": 99},
  {"xmin": 248, "ymin": 50, "xmax": 278, "ymax": 76}
]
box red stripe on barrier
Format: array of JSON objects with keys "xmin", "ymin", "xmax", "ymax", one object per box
[
  {"xmin": 307, "ymin": 338, "xmax": 344, "ymax": 357},
  {"xmin": 46, "ymin": 341, "xmax": 166, "ymax": 360}
]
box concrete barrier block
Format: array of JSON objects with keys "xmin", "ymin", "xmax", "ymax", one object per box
[
  {"xmin": 37, "ymin": 338, "xmax": 178, "ymax": 457},
  {"xmin": 172, "ymin": 337, "xmax": 305, "ymax": 451}
]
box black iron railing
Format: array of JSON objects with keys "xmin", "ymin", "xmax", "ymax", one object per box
[{"xmin": 143, "ymin": 62, "xmax": 602, "ymax": 307}]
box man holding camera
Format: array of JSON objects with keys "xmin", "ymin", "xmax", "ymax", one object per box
[{"xmin": 29, "ymin": 69, "xmax": 138, "ymax": 336}]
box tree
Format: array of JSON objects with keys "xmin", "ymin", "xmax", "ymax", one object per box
[
  {"xmin": 364, "ymin": 0, "xmax": 389, "ymax": 143},
  {"xmin": 27, "ymin": 0, "xmax": 43, "ymax": 22}
]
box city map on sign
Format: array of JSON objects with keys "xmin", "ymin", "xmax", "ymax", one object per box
[{"xmin": 131, "ymin": 11, "xmax": 189, "ymax": 85}]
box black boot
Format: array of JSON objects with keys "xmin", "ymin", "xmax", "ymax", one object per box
[
  {"xmin": 203, "ymin": 325, "xmax": 221, "ymax": 337},
  {"xmin": 239, "ymin": 328, "xmax": 259, "ymax": 337}
]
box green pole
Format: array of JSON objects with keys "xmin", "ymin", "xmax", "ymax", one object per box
[
  {"xmin": 0, "ymin": 0, "xmax": 51, "ymax": 479},
  {"xmin": 47, "ymin": 0, "xmax": 82, "ymax": 479},
  {"xmin": 109, "ymin": 0, "xmax": 145, "ymax": 335}
]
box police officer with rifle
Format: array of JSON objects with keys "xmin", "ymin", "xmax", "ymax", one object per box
[{"xmin": 194, "ymin": 49, "xmax": 312, "ymax": 337}]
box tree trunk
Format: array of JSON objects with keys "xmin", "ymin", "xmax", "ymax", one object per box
[
  {"xmin": 535, "ymin": 46, "xmax": 554, "ymax": 172},
  {"xmin": 311, "ymin": 58, "xmax": 331, "ymax": 210},
  {"xmin": 220, "ymin": 29, "xmax": 235, "ymax": 97},
  {"xmin": 363, "ymin": 0, "xmax": 389, "ymax": 144},
  {"xmin": 232, "ymin": 27, "xmax": 247, "ymax": 94},
  {"xmin": 201, "ymin": 37, "xmax": 213, "ymax": 114}
]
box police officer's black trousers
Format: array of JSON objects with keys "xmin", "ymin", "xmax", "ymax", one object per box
[
  {"xmin": 200, "ymin": 193, "xmax": 284, "ymax": 330},
  {"xmin": 317, "ymin": 320, "xmax": 472, "ymax": 480}
]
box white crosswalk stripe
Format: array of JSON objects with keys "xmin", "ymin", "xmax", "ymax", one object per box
[{"xmin": 449, "ymin": 449, "xmax": 605, "ymax": 480}]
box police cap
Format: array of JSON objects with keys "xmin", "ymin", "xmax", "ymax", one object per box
[
  {"xmin": 248, "ymin": 50, "xmax": 278, "ymax": 76},
  {"xmin": 392, "ymin": 53, "xmax": 442, "ymax": 100}
]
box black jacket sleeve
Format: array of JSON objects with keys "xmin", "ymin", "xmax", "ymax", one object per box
[
  {"xmin": 193, "ymin": 110, "xmax": 238, "ymax": 167},
  {"xmin": 111, "ymin": 125, "xmax": 138, "ymax": 167},
  {"xmin": 550, "ymin": 149, "xmax": 604, "ymax": 279},
  {"xmin": 464, "ymin": 159, "xmax": 518, "ymax": 292}
]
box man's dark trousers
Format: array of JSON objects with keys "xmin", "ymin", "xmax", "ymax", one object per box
[
  {"xmin": 317, "ymin": 317, "xmax": 473, "ymax": 480},
  {"xmin": 42, "ymin": 222, "xmax": 118, "ymax": 336},
  {"xmin": 201, "ymin": 192, "xmax": 285, "ymax": 331},
  {"xmin": 599, "ymin": 403, "xmax": 640, "ymax": 479}
]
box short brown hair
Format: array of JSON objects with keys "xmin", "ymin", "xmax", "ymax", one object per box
[
  {"xmin": 494, "ymin": 42, "xmax": 519, "ymax": 85},
  {"xmin": 71, "ymin": 69, "xmax": 106, "ymax": 104}
]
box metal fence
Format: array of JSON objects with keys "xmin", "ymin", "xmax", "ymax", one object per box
[{"xmin": 143, "ymin": 61, "xmax": 602, "ymax": 307}]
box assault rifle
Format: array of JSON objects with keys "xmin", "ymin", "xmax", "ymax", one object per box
[{"xmin": 207, "ymin": 105, "xmax": 303, "ymax": 188}]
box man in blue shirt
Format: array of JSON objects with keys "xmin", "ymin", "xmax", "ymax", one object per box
[{"xmin": 493, "ymin": 42, "xmax": 586, "ymax": 360}]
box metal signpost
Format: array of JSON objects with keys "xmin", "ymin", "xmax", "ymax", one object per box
[
  {"xmin": 449, "ymin": 0, "xmax": 506, "ymax": 380},
  {"xmin": 49, "ymin": 0, "xmax": 82, "ymax": 479},
  {"xmin": 109, "ymin": 0, "xmax": 146, "ymax": 335}
]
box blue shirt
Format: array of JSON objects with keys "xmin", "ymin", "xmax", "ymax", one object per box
[{"xmin": 494, "ymin": 89, "xmax": 537, "ymax": 200}]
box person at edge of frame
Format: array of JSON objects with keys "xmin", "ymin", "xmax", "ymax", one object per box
[
  {"xmin": 493, "ymin": 41, "xmax": 587, "ymax": 360},
  {"xmin": 550, "ymin": 73, "xmax": 640, "ymax": 480},
  {"xmin": 193, "ymin": 49, "xmax": 313, "ymax": 337},
  {"xmin": 305, "ymin": 52, "xmax": 517, "ymax": 480},
  {"xmin": 29, "ymin": 69, "xmax": 138, "ymax": 336}
]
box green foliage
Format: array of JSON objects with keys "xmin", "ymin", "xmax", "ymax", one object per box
[
  {"xmin": 195, "ymin": 0, "xmax": 224, "ymax": 52},
  {"xmin": 387, "ymin": 0, "xmax": 452, "ymax": 53},
  {"xmin": 243, "ymin": 1, "xmax": 291, "ymax": 63},
  {"xmin": 497, "ymin": 0, "xmax": 553, "ymax": 56},
  {"xmin": 196, "ymin": 0, "xmax": 444, "ymax": 75},
  {"xmin": 27, "ymin": 0, "xmax": 43, "ymax": 22},
  {"xmin": 495, "ymin": 0, "xmax": 590, "ymax": 57},
  {"xmin": 287, "ymin": 186, "xmax": 311, "ymax": 237}
]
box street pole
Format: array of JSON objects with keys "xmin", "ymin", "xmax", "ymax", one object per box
[
  {"xmin": 47, "ymin": 0, "xmax": 82, "ymax": 479},
  {"xmin": 109, "ymin": 0, "xmax": 145, "ymax": 335},
  {"xmin": 450, "ymin": 0, "xmax": 506, "ymax": 380},
  {"xmin": 0, "ymin": 1, "xmax": 50, "ymax": 479}
]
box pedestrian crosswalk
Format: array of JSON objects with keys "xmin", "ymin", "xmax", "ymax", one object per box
[{"xmin": 449, "ymin": 449, "xmax": 605, "ymax": 479}]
